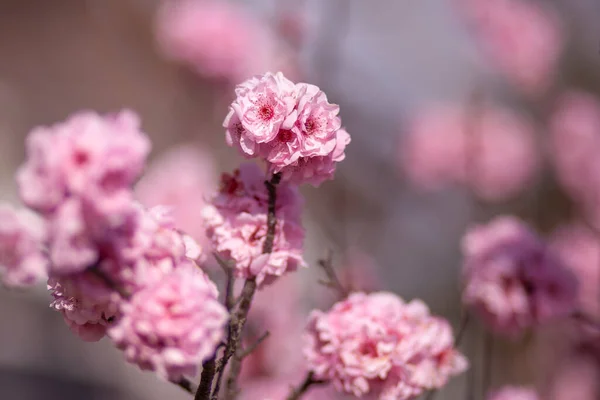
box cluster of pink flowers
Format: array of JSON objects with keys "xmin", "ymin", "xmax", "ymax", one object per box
[
  {"xmin": 224, "ymin": 72, "xmax": 350, "ymax": 186},
  {"xmin": 462, "ymin": 216, "xmax": 578, "ymax": 335},
  {"xmin": 0, "ymin": 111, "xmax": 228, "ymax": 381},
  {"xmin": 155, "ymin": 0, "xmax": 297, "ymax": 83},
  {"xmin": 303, "ymin": 292, "xmax": 467, "ymax": 399},
  {"xmin": 400, "ymin": 103, "xmax": 539, "ymax": 201},
  {"xmin": 456, "ymin": 0, "xmax": 563, "ymax": 95},
  {"xmin": 202, "ymin": 162, "xmax": 305, "ymax": 287},
  {"xmin": 487, "ymin": 386, "xmax": 540, "ymax": 400}
]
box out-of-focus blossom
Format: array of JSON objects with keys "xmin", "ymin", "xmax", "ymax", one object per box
[
  {"xmin": 550, "ymin": 91, "xmax": 600, "ymax": 225},
  {"xmin": 224, "ymin": 72, "xmax": 350, "ymax": 186},
  {"xmin": 0, "ymin": 205, "xmax": 48, "ymax": 287},
  {"xmin": 239, "ymin": 376, "xmax": 335, "ymax": 400},
  {"xmin": 108, "ymin": 265, "xmax": 227, "ymax": 381},
  {"xmin": 202, "ymin": 163, "xmax": 305, "ymax": 287},
  {"xmin": 546, "ymin": 352, "xmax": 599, "ymax": 400},
  {"xmin": 304, "ymin": 292, "xmax": 467, "ymax": 399},
  {"xmin": 401, "ymin": 103, "xmax": 540, "ymax": 201},
  {"xmin": 462, "ymin": 216, "xmax": 578, "ymax": 335},
  {"xmin": 242, "ymin": 275, "xmax": 304, "ymax": 380},
  {"xmin": 49, "ymin": 204, "xmax": 204, "ymax": 342},
  {"xmin": 456, "ymin": 0, "xmax": 563, "ymax": 95},
  {"xmin": 49, "ymin": 277, "xmax": 118, "ymax": 342},
  {"xmin": 135, "ymin": 144, "xmax": 217, "ymax": 249},
  {"xmin": 549, "ymin": 223, "xmax": 600, "ymax": 319},
  {"xmin": 17, "ymin": 110, "xmax": 150, "ymax": 215},
  {"xmin": 155, "ymin": 0, "xmax": 294, "ymax": 83},
  {"xmin": 487, "ymin": 386, "xmax": 540, "ymax": 400}
]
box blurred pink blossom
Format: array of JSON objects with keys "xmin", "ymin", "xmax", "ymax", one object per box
[
  {"xmin": 550, "ymin": 91, "xmax": 600, "ymax": 225},
  {"xmin": 108, "ymin": 265, "xmax": 227, "ymax": 381},
  {"xmin": 155, "ymin": 0, "xmax": 294, "ymax": 82},
  {"xmin": 546, "ymin": 352, "xmax": 599, "ymax": 400},
  {"xmin": 0, "ymin": 205, "xmax": 48, "ymax": 287},
  {"xmin": 225, "ymin": 72, "xmax": 350, "ymax": 186},
  {"xmin": 135, "ymin": 144, "xmax": 217, "ymax": 249},
  {"xmin": 401, "ymin": 103, "xmax": 540, "ymax": 201},
  {"xmin": 457, "ymin": 0, "xmax": 563, "ymax": 95},
  {"xmin": 487, "ymin": 386, "xmax": 539, "ymax": 400},
  {"xmin": 304, "ymin": 292, "xmax": 467, "ymax": 399},
  {"xmin": 462, "ymin": 216, "xmax": 578, "ymax": 335},
  {"xmin": 202, "ymin": 163, "xmax": 305, "ymax": 287},
  {"xmin": 17, "ymin": 110, "xmax": 150, "ymax": 215}
]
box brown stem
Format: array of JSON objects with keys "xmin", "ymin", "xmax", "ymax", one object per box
[
  {"xmin": 213, "ymin": 173, "xmax": 281, "ymax": 400},
  {"xmin": 286, "ymin": 372, "xmax": 326, "ymax": 400},
  {"xmin": 173, "ymin": 378, "xmax": 195, "ymax": 394},
  {"xmin": 239, "ymin": 331, "xmax": 270, "ymax": 359},
  {"xmin": 195, "ymin": 357, "xmax": 216, "ymax": 400}
]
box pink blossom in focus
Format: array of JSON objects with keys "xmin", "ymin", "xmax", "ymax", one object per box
[
  {"xmin": 487, "ymin": 386, "xmax": 539, "ymax": 400},
  {"xmin": 155, "ymin": 0, "xmax": 278, "ymax": 82},
  {"xmin": 202, "ymin": 163, "xmax": 305, "ymax": 287},
  {"xmin": 135, "ymin": 144, "xmax": 217, "ymax": 249},
  {"xmin": 401, "ymin": 104, "xmax": 539, "ymax": 201},
  {"xmin": 108, "ymin": 265, "xmax": 227, "ymax": 381},
  {"xmin": 304, "ymin": 292, "xmax": 467, "ymax": 399},
  {"xmin": 549, "ymin": 91, "xmax": 600, "ymax": 225},
  {"xmin": 457, "ymin": 0, "xmax": 563, "ymax": 95},
  {"xmin": 224, "ymin": 72, "xmax": 349, "ymax": 186},
  {"xmin": 462, "ymin": 216, "xmax": 578, "ymax": 335},
  {"xmin": 0, "ymin": 204, "xmax": 48, "ymax": 287}
]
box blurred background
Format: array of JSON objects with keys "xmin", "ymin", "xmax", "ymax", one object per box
[{"xmin": 1, "ymin": 0, "xmax": 600, "ymax": 399}]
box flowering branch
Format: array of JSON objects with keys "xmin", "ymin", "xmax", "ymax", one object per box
[
  {"xmin": 285, "ymin": 371, "xmax": 326, "ymax": 400},
  {"xmin": 204, "ymin": 173, "xmax": 282, "ymax": 400}
]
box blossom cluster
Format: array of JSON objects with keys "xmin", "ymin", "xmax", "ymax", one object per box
[
  {"xmin": 202, "ymin": 162, "xmax": 305, "ymax": 287},
  {"xmin": 400, "ymin": 103, "xmax": 539, "ymax": 201},
  {"xmin": 224, "ymin": 72, "xmax": 350, "ymax": 186},
  {"xmin": 304, "ymin": 292, "xmax": 467, "ymax": 399},
  {"xmin": 0, "ymin": 111, "xmax": 227, "ymax": 381},
  {"xmin": 462, "ymin": 216, "xmax": 577, "ymax": 335}
]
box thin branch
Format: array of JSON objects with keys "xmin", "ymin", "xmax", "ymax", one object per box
[
  {"xmin": 195, "ymin": 357, "xmax": 216, "ymax": 400},
  {"xmin": 286, "ymin": 371, "xmax": 326, "ymax": 400},
  {"xmin": 216, "ymin": 173, "xmax": 281, "ymax": 400},
  {"xmin": 239, "ymin": 331, "xmax": 270, "ymax": 359},
  {"xmin": 89, "ymin": 267, "xmax": 130, "ymax": 299},
  {"xmin": 173, "ymin": 378, "xmax": 195, "ymax": 394},
  {"xmin": 317, "ymin": 251, "xmax": 349, "ymax": 298},
  {"xmin": 214, "ymin": 252, "xmax": 236, "ymax": 311}
]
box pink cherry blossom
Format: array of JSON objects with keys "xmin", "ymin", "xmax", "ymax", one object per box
[
  {"xmin": 549, "ymin": 91, "xmax": 600, "ymax": 225},
  {"xmin": 16, "ymin": 110, "xmax": 150, "ymax": 215},
  {"xmin": 135, "ymin": 144, "xmax": 217, "ymax": 250},
  {"xmin": 49, "ymin": 277, "xmax": 118, "ymax": 342},
  {"xmin": 155, "ymin": 0, "xmax": 284, "ymax": 83},
  {"xmin": 401, "ymin": 103, "xmax": 539, "ymax": 201},
  {"xmin": 304, "ymin": 292, "xmax": 467, "ymax": 399},
  {"xmin": 456, "ymin": 0, "xmax": 563, "ymax": 95},
  {"xmin": 0, "ymin": 204, "xmax": 48, "ymax": 287},
  {"xmin": 202, "ymin": 163, "xmax": 305, "ymax": 287},
  {"xmin": 225, "ymin": 72, "xmax": 349, "ymax": 186},
  {"xmin": 462, "ymin": 216, "xmax": 578, "ymax": 335},
  {"xmin": 487, "ymin": 386, "xmax": 539, "ymax": 400},
  {"xmin": 108, "ymin": 265, "xmax": 227, "ymax": 381}
]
